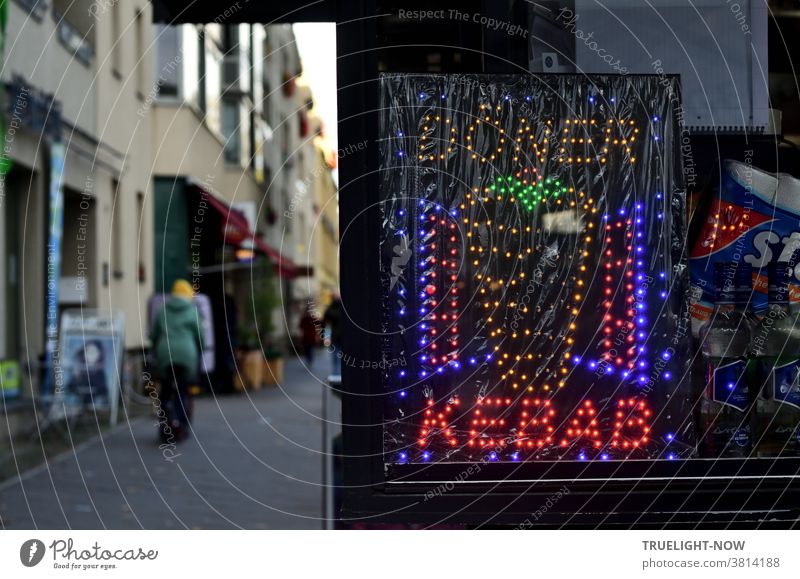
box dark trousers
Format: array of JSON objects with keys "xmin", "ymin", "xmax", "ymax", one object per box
[{"xmin": 164, "ymin": 365, "xmax": 192, "ymax": 428}]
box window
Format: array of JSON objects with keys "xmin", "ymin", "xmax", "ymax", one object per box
[
  {"xmin": 221, "ymin": 99, "xmax": 241, "ymax": 165},
  {"xmin": 111, "ymin": 179, "xmax": 123, "ymax": 279},
  {"xmin": 198, "ymin": 28, "xmax": 207, "ymax": 113},
  {"xmin": 135, "ymin": 9, "xmax": 145, "ymax": 96},
  {"xmin": 155, "ymin": 24, "xmax": 180, "ymax": 98},
  {"xmin": 111, "ymin": 1, "xmax": 122, "ymax": 74}
]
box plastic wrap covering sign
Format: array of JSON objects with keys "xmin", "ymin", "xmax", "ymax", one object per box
[{"xmin": 379, "ymin": 74, "xmax": 692, "ymax": 465}]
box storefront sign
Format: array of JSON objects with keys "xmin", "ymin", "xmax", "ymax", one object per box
[
  {"xmin": 58, "ymin": 309, "xmax": 125, "ymax": 425},
  {"xmin": 42, "ymin": 140, "xmax": 65, "ymax": 395}
]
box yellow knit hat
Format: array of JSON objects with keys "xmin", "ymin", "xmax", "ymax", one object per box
[{"xmin": 172, "ymin": 279, "xmax": 194, "ymax": 300}]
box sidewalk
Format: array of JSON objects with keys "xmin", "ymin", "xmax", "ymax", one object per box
[{"xmin": 0, "ymin": 353, "xmax": 337, "ymax": 529}]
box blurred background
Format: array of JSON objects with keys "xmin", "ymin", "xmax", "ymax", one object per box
[{"xmin": 0, "ymin": 1, "xmax": 341, "ymax": 529}]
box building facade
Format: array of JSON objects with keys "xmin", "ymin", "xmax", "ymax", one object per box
[
  {"xmin": 148, "ymin": 21, "xmax": 338, "ymax": 363},
  {"xmin": 0, "ymin": 0, "xmax": 153, "ymax": 398},
  {"xmin": 0, "ymin": 8, "xmax": 338, "ymax": 401}
]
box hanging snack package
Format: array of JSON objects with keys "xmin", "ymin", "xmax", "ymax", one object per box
[
  {"xmin": 379, "ymin": 74, "xmax": 694, "ymax": 465},
  {"xmin": 690, "ymin": 160, "xmax": 800, "ymax": 336}
]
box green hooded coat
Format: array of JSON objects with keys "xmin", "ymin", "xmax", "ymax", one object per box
[{"xmin": 150, "ymin": 297, "xmax": 205, "ymax": 382}]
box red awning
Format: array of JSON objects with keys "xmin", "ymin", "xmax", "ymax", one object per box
[{"xmin": 189, "ymin": 181, "xmax": 298, "ymax": 278}]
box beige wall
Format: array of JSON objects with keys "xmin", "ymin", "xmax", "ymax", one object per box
[
  {"xmin": 151, "ymin": 104, "xmax": 264, "ymax": 206},
  {"xmin": 93, "ymin": 1, "xmax": 154, "ymax": 348},
  {"xmin": 2, "ymin": 0, "xmax": 156, "ymax": 356}
]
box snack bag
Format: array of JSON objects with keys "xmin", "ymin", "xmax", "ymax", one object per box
[{"xmin": 690, "ymin": 159, "xmax": 800, "ymax": 336}]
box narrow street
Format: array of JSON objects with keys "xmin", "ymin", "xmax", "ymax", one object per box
[{"xmin": 0, "ymin": 355, "xmax": 336, "ymax": 529}]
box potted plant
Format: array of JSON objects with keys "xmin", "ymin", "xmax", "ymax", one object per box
[
  {"xmin": 237, "ymin": 325, "xmax": 263, "ymax": 391},
  {"xmin": 263, "ymin": 346, "xmax": 284, "ymax": 386},
  {"xmin": 250, "ymin": 261, "xmax": 282, "ymax": 387}
]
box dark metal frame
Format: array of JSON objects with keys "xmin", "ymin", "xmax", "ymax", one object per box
[{"xmin": 153, "ymin": 0, "xmax": 800, "ymax": 527}]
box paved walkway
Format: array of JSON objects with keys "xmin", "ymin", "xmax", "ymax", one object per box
[{"xmin": 0, "ymin": 353, "xmax": 337, "ymax": 529}]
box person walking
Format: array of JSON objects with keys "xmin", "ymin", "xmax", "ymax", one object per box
[
  {"xmin": 150, "ymin": 280, "xmax": 205, "ymax": 442},
  {"xmin": 299, "ymin": 305, "xmax": 319, "ymax": 366}
]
